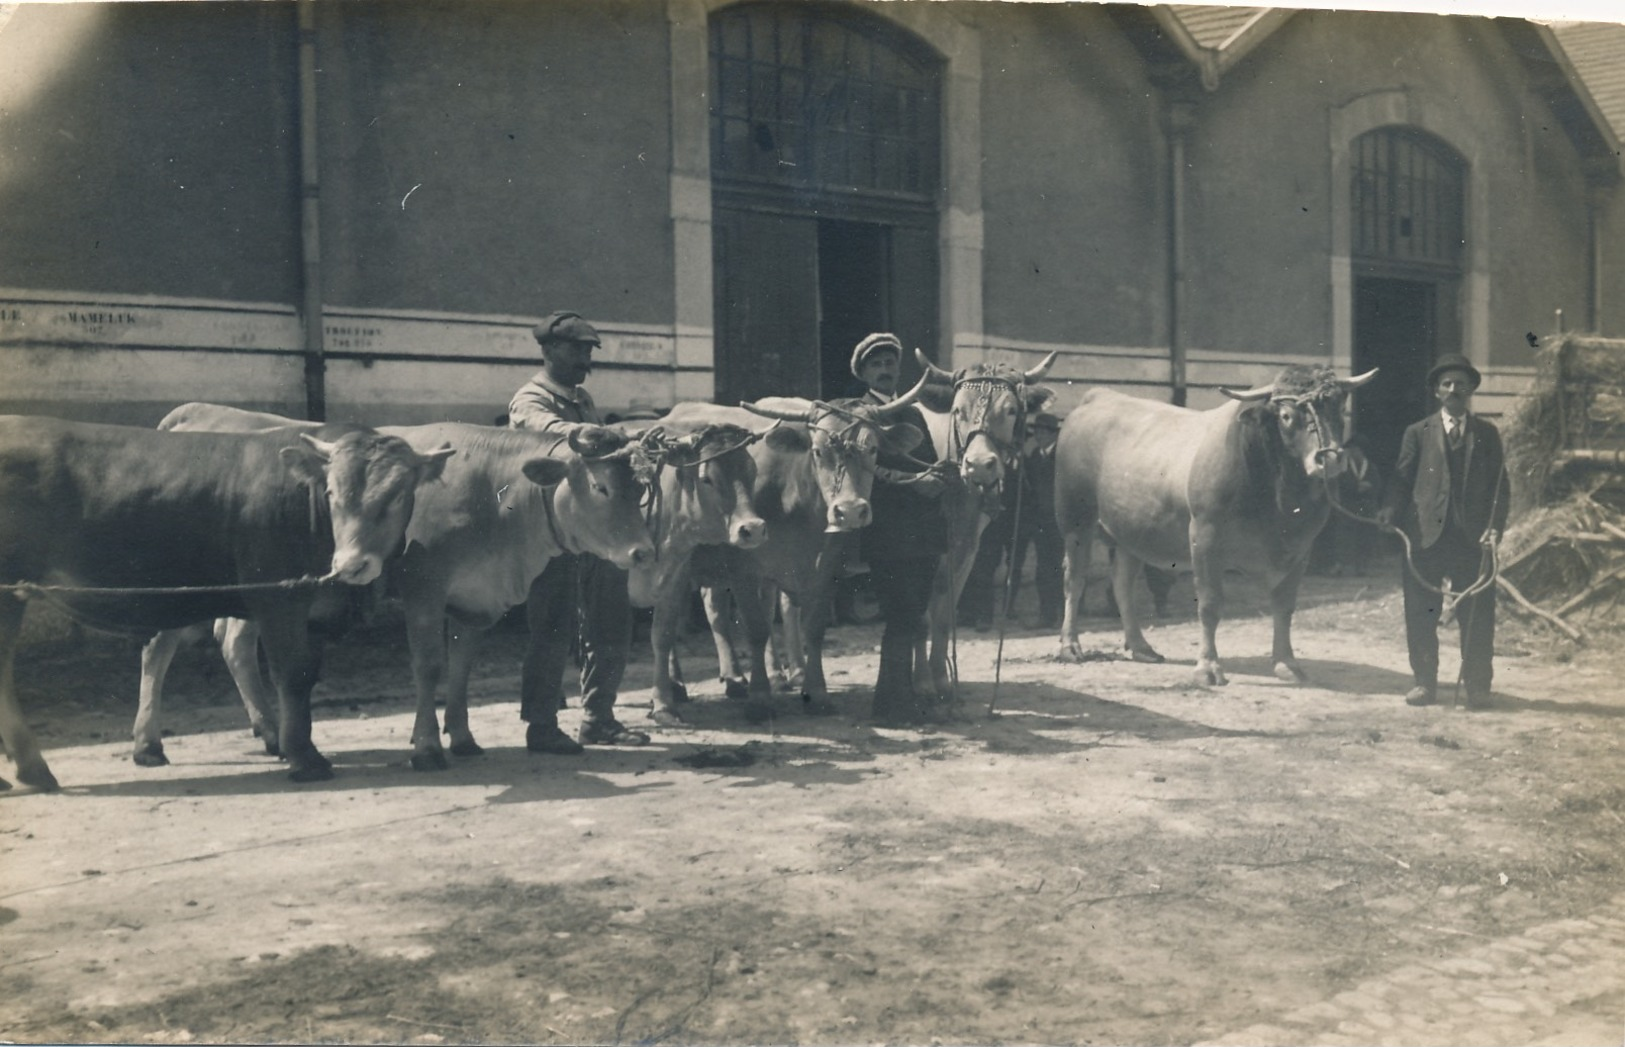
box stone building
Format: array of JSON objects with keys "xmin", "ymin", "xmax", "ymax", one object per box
[{"xmin": 1, "ymin": 1, "xmax": 1621, "ymax": 469}]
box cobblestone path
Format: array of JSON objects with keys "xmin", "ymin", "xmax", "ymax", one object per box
[{"xmin": 1202, "ymin": 894, "xmax": 1625, "ymax": 1046}]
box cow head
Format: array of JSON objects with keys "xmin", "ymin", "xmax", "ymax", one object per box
[
  {"xmin": 622, "ymin": 423, "xmax": 766, "ymax": 606},
  {"xmin": 1219, "ymin": 365, "xmax": 1379, "ymax": 480},
  {"xmin": 918, "ymin": 349, "xmax": 1057, "ymax": 492},
  {"xmin": 282, "ymin": 431, "xmax": 455, "ymax": 585},
  {"xmin": 524, "ymin": 426, "xmax": 657, "ymax": 570},
  {"xmin": 740, "ymin": 372, "xmax": 929, "ymax": 532}
]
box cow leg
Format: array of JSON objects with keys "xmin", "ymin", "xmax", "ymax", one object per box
[
  {"xmin": 1269, "ymin": 563, "xmax": 1310, "ymax": 683},
  {"xmin": 795, "ymin": 585, "xmax": 838, "ymax": 715},
  {"xmin": 443, "ymin": 622, "xmax": 485, "ymax": 756},
  {"xmin": 1190, "ymin": 528, "xmax": 1229, "ymax": 687},
  {"xmin": 215, "ymin": 618, "xmax": 280, "ymax": 756},
  {"xmin": 701, "ymin": 585, "xmax": 747, "ymax": 700},
  {"xmin": 649, "ymin": 580, "xmax": 689, "ymax": 726},
  {"xmin": 1057, "ymin": 526, "xmax": 1094, "ymax": 662},
  {"xmin": 774, "ymin": 588, "xmax": 806, "ymax": 693},
  {"xmin": 743, "ymin": 580, "xmax": 779, "ymax": 703},
  {"xmin": 0, "ymin": 595, "xmax": 54, "ymax": 791},
  {"xmin": 135, "ymin": 626, "xmax": 192, "ymax": 766},
  {"xmin": 403, "ymin": 601, "xmax": 451, "ymax": 772},
  {"xmin": 1114, "ymin": 549, "xmax": 1164, "ymax": 663},
  {"xmin": 256, "ymin": 605, "xmax": 333, "ymax": 782}
]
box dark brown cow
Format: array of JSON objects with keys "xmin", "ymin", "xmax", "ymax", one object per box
[
  {"xmin": 0, "ymin": 415, "xmax": 451, "ymax": 788},
  {"xmin": 1055, "ymin": 364, "xmax": 1377, "ymax": 685}
]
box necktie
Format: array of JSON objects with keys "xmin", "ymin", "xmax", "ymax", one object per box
[{"xmin": 1447, "ymin": 417, "xmax": 1462, "ymax": 448}]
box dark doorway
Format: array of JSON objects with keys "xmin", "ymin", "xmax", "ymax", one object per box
[
  {"xmin": 818, "ymin": 220, "xmax": 888, "ymax": 399},
  {"xmin": 1353, "ymin": 276, "xmax": 1437, "ymax": 475}
]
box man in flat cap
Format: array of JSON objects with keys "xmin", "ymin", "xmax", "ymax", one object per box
[
  {"xmin": 509, "ymin": 310, "xmax": 649, "ymax": 751},
  {"xmin": 843, "ymin": 333, "xmax": 951, "ymax": 724},
  {"xmin": 1010, "ymin": 411, "xmax": 1065, "ymax": 629},
  {"xmin": 1378, "ymin": 353, "xmax": 1510, "ymax": 709}
]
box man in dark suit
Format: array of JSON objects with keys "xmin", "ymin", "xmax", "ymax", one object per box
[{"xmin": 1378, "ymin": 354, "xmax": 1511, "ymax": 709}]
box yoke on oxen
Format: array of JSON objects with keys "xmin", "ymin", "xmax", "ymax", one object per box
[{"xmin": 1055, "ymin": 364, "xmax": 1377, "ymax": 688}]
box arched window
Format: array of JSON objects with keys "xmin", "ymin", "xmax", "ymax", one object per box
[
  {"xmin": 1351, "ymin": 127, "xmax": 1464, "ymax": 271},
  {"xmin": 710, "ymin": 2, "xmax": 941, "ymax": 200}
]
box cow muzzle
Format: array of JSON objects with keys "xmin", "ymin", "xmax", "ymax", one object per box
[
  {"xmin": 826, "ymin": 498, "xmax": 872, "ymax": 532},
  {"xmin": 1308, "ymin": 446, "xmax": 1346, "ymax": 480},
  {"xmin": 330, "ymin": 551, "xmax": 385, "ymax": 587},
  {"xmin": 962, "ymin": 450, "xmax": 1002, "ymax": 489},
  {"xmin": 730, "ymin": 515, "xmax": 768, "ymax": 549}
]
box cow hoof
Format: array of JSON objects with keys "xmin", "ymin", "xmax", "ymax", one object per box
[
  {"xmin": 648, "ymin": 708, "xmax": 687, "ymax": 728},
  {"xmin": 0, "ymin": 777, "xmax": 10, "ymax": 791},
  {"xmin": 1128, "ymin": 647, "xmax": 1166, "ymax": 664},
  {"xmin": 288, "ymin": 754, "xmax": 334, "ymax": 783},
  {"xmin": 742, "ymin": 700, "xmax": 775, "ymax": 725},
  {"xmin": 1274, "ymin": 661, "xmax": 1309, "ymax": 684},
  {"xmin": 262, "ymin": 738, "xmax": 283, "ymax": 757},
  {"xmin": 1055, "ymin": 642, "xmax": 1087, "ymax": 663},
  {"xmin": 1195, "ymin": 667, "xmax": 1229, "ymax": 687},
  {"xmin": 668, "ymin": 680, "xmax": 690, "ymax": 704},
  {"xmin": 17, "ymin": 765, "xmax": 60, "ymax": 792},
  {"xmin": 722, "ymin": 678, "xmax": 749, "ymax": 701},
  {"xmin": 448, "ymin": 738, "xmax": 485, "ymax": 758},
  {"xmin": 132, "ymin": 744, "xmax": 169, "ymax": 768},
  {"xmin": 411, "ymin": 750, "xmax": 450, "ymax": 772}
]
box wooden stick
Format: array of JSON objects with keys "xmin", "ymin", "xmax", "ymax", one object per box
[
  {"xmin": 1553, "ymin": 561, "xmax": 1625, "ymax": 618},
  {"xmin": 1497, "ymin": 577, "xmax": 1585, "ymax": 642}
]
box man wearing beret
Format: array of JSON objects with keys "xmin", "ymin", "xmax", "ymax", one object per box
[
  {"xmin": 1378, "ymin": 353, "xmax": 1511, "ymax": 709},
  {"xmin": 509, "ymin": 310, "xmax": 650, "ymax": 751},
  {"xmin": 845, "ymin": 333, "xmax": 951, "ymax": 724}
]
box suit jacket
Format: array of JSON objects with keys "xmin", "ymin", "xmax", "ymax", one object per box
[
  {"xmin": 1383, "ymin": 412, "xmax": 1510, "ymax": 549},
  {"xmin": 857, "ymin": 401, "xmax": 948, "ymax": 561}
]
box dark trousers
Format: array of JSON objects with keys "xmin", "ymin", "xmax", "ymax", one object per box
[
  {"xmin": 1401, "ymin": 532, "xmax": 1496, "ymax": 695},
  {"xmin": 1011, "ymin": 522, "xmax": 1064, "ymax": 625},
  {"xmin": 521, "ymin": 552, "xmax": 632, "ymax": 728},
  {"xmin": 869, "ymin": 556, "xmax": 937, "ymax": 722},
  {"xmin": 958, "ymin": 511, "xmax": 1012, "ymax": 627}
]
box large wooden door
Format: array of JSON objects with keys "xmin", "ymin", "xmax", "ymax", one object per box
[
  {"xmin": 709, "ymin": 3, "xmax": 942, "ymax": 405},
  {"xmin": 713, "ymin": 207, "xmax": 821, "ymax": 405}
]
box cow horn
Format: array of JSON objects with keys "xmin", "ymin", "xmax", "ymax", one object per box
[
  {"xmin": 739, "ymin": 400, "xmax": 815, "ymax": 423},
  {"xmin": 1217, "ymin": 382, "xmax": 1276, "ymax": 403},
  {"xmin": 1339, "ymin": 368, "xmax": 1380, "ymax": 389},
  {"xmin": 914, "ymin": 348, "xmax": 953, "ymax": 384},
  {"xmin": 874, "ymin": 370, "xmax": 931, "ymax": 418},
  {"xmin": 1024, "ymin": 351, "xmax": 1059, "ymax": 382}
]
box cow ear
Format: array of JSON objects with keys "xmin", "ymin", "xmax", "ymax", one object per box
[
  {"xmin": 764, "ymin": 426, "xmax": 811, "ymax": 453},
  {"xmin": 279, "ymin": 436, "xmax": 331, "ymax": 486},
  {"xmin": 880, "ymin": 423, "xmax": 925, "ymax": 455},
  {"xmin": 418, "ymin": 443, "xmax": 455, "ymax": 483},
  {"xmin": 1023, "ymin": 385, "xmax": 1057, "ymax": 414},
  {"xmin": 521, "ymin": 456, "xmax": 570, "ymax": 489}
]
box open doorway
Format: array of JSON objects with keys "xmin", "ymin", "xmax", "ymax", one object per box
[
  {"xmin": 1352, "ymin": 275, "xmax": 1439, "ymax": 475},
  {"xmin": 818, "ymin": 220, "xmax": 889, "ymax": 399}
]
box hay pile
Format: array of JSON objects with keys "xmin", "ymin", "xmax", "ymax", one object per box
[{"xmin": 1496, "ymin": 334, "xmax": 1625, "ymax": 642}]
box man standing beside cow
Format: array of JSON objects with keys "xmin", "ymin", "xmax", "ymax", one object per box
[
  {"xmin": 1378, "ymin": 354, "xmax": 1510, "ymax": 709},
  {"xmin": 846, "ymin": 333, "xmax": 953, "ymax": 725},
  {"xmin": 509, "ymin": 310, "xmax": 651, "ymax": 751}
]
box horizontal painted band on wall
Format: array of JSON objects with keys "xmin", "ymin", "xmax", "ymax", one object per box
[{"xmin": 0, "ymin": 289, "xmax": 695, "ymax": 369}]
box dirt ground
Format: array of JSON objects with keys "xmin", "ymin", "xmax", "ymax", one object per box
[{"xmin": 3, "ymin": 556, "xmax": 1625, "ymax": 1047}]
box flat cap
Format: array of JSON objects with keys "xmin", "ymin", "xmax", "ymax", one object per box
[
  {"xmin": 1030, "ymin": 412, "xmax": 1062, "ymax": 432},
  {"xmin": 1426, "ymin": 353, "xmax": 1481, "ymax": 390},
  {"xmin": 850, "ymin": 332, "xmax": 903, "ymax": 378},
  {"xmin": 534, "ymin": 310, "xmax": 601, "ymax": 348}
]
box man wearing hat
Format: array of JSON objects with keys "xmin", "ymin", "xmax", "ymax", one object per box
[
  {"xmin": 508, "ymin": 310, "xmax": 650, "ymax": 751},
  {"xmin": 1010, "ymin": 411, "xmax": 1066, "ymax": 629},
  {"xmin": 844, "ymin": 333, "xmax": 951, "ymax": 724},
  {"xmin": 1378, "ymin": 353, "xmax": 1511, "ymax": 709}
]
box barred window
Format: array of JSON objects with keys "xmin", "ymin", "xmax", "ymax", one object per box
[
  {"xmin": 710, "ymin": 2, "xmax": 941, "ymax": 199},
  {"xmin": 1352, "ymin": 127, "xmax": 1465, "ymax": 269}
]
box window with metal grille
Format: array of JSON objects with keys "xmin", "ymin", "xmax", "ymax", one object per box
[
  {"xmin": 710, "ymin": 2, "xmax": 941, "ymax": 199},
  {"xmin": 1352, "ymin": 127, "xmax": 1465, "ymax": 269}
]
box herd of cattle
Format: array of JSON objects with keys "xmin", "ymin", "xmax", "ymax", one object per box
[{"xmin": 0, "ymin": 358, "xmax": 1375, "ymax": 792}]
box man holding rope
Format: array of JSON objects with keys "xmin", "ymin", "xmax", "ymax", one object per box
[{"xmin": 1377, "ymin": 353, "xmax": 1511, "ymax": 709}]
